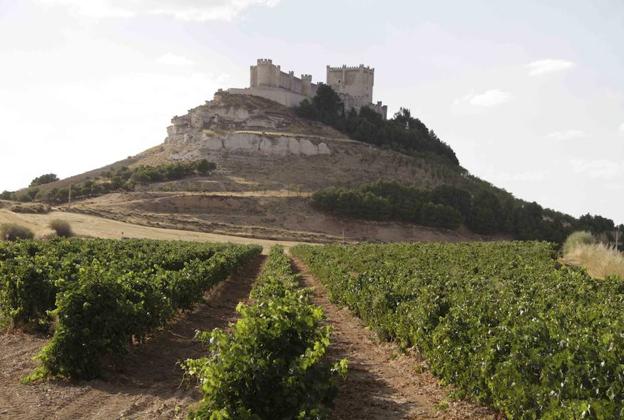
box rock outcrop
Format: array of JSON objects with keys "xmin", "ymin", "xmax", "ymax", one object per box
[{"xmin": 165, "ymin": 91, "xmax": 341, "ymax": 157}]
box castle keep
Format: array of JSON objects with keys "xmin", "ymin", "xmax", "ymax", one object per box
[{"xmin": 228, "ymin": 59, "xmax": 387, "ymax": 119}]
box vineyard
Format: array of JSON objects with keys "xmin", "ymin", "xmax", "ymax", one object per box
[
  {"xmin": 0, "ymin": 238, "xmax": 260, "ymax": 379},
  {"xmin": 2, "ymin": 237, "xmax": 622, "ymax": 418},
  {"xmin": 184, "ymin": 246, "xmax": 347, "ymax": 418},
  {"xmin": 293, "ymin": 242, "xmax": 624, "ymax": 419}
]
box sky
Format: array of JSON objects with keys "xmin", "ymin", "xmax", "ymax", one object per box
[{"xmin": 0, "ymin": 0, "xmax": 622, "ymax": 223}]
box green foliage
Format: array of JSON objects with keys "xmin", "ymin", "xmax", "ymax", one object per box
[
  {"xmin": 0, "ymin": 242, "xmax": 56, "ymax": 329},
  {"xmin": 562, "ymin": 231, "xmax": 596, "ymax": 255},
  {"xmin": 130, "ymin": 160, "xmax": 216, "ymax": 184},
  {"xmin": 49, "ymin": 219, "xmax": 73, "ymax": 238},
  {"xmin": 29, "ymin": 173, "xmax": 59, "ymax": 187},
  {"xmin": 28, "ymin": 159, "xmax": 217, "ymax": 204},
  {"xmin": 578, "ymin": 214, "xmax": 615, "ymax": 235},
  {"xmin": 0, "ymin": 223, "xmax": 34, "ymax": 241},
  {"xmin": 311, "ymin": 181, "xmax": 462, "ymax": 230},
  {"xmin": 183, "ymin": 247, "xmax": 347, "ymax": 419},
  {"xmin": 0, "ymin": 238, "xmax": 259, "ymax": 379},
  {"xmin": 295, "ymin": 86, "xmax": 459, "ymax": 165},
  {"xmin": 311, "ymin": 180, "xmax": 606, "ymax": 243},
  {"xmin": 420, "ymin": 202, "xmax": 462, "ymax": 229},
  {"xmin": 468, "ymin": 190, "xmax": 505, "ymax": 234},
  {"xmin": 293, "ymin": 242, "xmax": 624, "ymax": 419}
]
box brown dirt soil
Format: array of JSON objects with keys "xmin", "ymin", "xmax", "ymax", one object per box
[
  {"xmin": 291, "ymin": 258, "xmax": 496, "ymax": 420},
  {"xmin": 0, "ymin": 256, "xmax": 265, "ymax": 420},
  {"xmin": 59, "ymin": 192, "xmax": 496, "ymax": 244},
  {"xmin": 0, "ymin": 209, "xmax": 309, "ymax": 253}
]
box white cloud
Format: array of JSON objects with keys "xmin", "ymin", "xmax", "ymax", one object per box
[
  {"xmin": 38, "ymin": 0, "xmax": 281, "ymax": 21},
  {"xmin": 157, "ymin": 53, "xmax": 194, "ymax": 67},
  {"xmin": 545, "ymin": 130, "xmax": 585, "ymax": 141},
  {"xmin": 526, "ymin": 59, "xmax": 575, "ymax": 76},
  {"xmin": 455, "ymin": 89, "xmax": 512, "ymax": 108},
  {"xmin": 619, "ymin": 122, "xmax": 624, "ymax": 135},
  {"xmin": 570, "ymin": 159, "xmax": 624, "ymax": 180}
]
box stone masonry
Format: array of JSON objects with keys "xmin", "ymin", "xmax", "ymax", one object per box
[{"xmin": 228, "ymin": 59, "xmax": 388, "ymax": 119}]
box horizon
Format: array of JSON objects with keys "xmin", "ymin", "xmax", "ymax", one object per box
[{"xmin": 1, "ymin": 0, "xmax": 622, "ymax": 223}]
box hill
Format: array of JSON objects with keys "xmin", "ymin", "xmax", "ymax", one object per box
[{"xmin": 1, "ymin": 90, "xmax": 615, "ymax": 244}]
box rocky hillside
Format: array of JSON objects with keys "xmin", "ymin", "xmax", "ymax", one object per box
[{"xmin": 11, "ymin": 91, "xmax": 493, "ymax": 243}]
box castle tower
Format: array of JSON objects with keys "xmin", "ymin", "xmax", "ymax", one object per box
[
  {"xmin": 326, "ymin": 64, "xmax": 375, "ymax": 110},
  {"xmin": 253, "ymin": 58, "xmax": 280, "ymax": 88}
]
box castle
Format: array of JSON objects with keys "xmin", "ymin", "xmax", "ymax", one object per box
[{"xmin": 228, "ymin": 59, "xmax": 387, "ymax": 119}]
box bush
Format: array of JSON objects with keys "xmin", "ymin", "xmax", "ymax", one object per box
[
  {"xmin": 30, "ymin": 173, "xmax": 59, "ymax": 187},
  {"xmin": 49, "ymin": 220, "xmax": 73, "ymax": 238},
  {"xmin": 32, "ymin": 244, "xmax": 260, "ymax": 379},
  {"xmin": 562, "ymin": 231, "xmax": 595, "ymax": 255},
  {"xmin": 183, "ymin": 246, "xmax": 347, "ymax": 419},
  {"xmin": 0, "ymin": 224, "xmax": 34, "ymax": 241}
]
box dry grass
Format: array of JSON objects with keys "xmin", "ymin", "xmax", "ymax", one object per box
[{"xmin": 564, "ymin": 242, "xmax": 624, "ymax": 280}]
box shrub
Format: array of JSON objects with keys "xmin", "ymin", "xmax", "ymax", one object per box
[
  {"xmin": 30, "ymin": 173, "xmax": 59, "ymax": 187},
  {"xmin": 184, "ymin": 246, "xmax": 347, "ymax": 418},
  {"xmin": 0, "ymin": 224, "xmax": 34, "ymax": 241},
  {"xmin": 562, "ymin": 230, "xmax": 595, "ymax": 255},
  {"xmin": 31, "ymin": 243, "xmax": 260, "ymax": 379},
  {"xmin": 49, "ymin": 220, "xmax": 73, "ymax": 238}
]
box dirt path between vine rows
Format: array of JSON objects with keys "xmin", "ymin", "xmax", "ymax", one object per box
[
  {"xmin": 0, "ymin": 255, "xmax": 264, "ymax": 420},
  {"xmin": 291, "ymin": 258, "xmax": 495, "ymax": 420}
]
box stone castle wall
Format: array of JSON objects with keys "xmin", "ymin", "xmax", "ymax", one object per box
[{"xmin": 227, "ymin": 58, "xmax": 387, "ymax": 119}]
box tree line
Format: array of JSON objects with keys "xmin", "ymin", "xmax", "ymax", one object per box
[
  {"xmin": 312, "ymin": 180, "xmax": 617, "ymax": 243},
  {"xmin": 295, "ymin": 85, "xmax": 459, "ymax": 165}
]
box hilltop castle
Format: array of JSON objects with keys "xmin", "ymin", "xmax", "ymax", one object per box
[{"xmin": 228, "ymin": 59, "xmax": 387, "ymax": 119}]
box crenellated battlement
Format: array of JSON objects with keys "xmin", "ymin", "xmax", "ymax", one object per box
[
  {"xmin": 327, "ymin": 64, "xmax": 374, "ymax": 73},
  {"xmin": 229, "ymin": 58, "xmax": 386, "ymax": 119}
]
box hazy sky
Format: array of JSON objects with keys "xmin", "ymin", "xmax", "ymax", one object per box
[{"xmin": 1, "ymin": 0, "xmax": 622, "ymax": 222}]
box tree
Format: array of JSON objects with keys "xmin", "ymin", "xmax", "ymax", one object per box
[
  {"xmin": 431, "ymin": 185, "xmax": 472, "ymax": 219},
  {"xmin": 30, "ymin": 173, "xmax": 59, "ymax": 187},
  {"xmin": 468, "ymin": 191, "xmax": 504, "ymax": 234}
]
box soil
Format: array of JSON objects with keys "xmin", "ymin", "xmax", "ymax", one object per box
[
  {"xmin": 0, "ymin": 209, "xmax": 309, "ymax": 253},
  {"xmin": 291, "ymin": 257, "xmax": 496, "ymax": 420},
  {"xmin": 0, "ymin": 255, "xmax": 265, "ymax": 420}
]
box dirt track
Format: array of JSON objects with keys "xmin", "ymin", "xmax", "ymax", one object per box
[
  {"xmin": 292, "ymin": 258, "xmax": 494, "ymax": 420},
  {"xmin": 0, "ymin": 256, "xmax": 264, "ymax": 420}
]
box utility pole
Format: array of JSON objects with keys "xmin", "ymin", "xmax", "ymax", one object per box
[
  {"xmin": 616, "ymin": 225, "xmax": 620, "ymax": 251},
  {"xmin": 68, "ymin": 184, "xmax": 72, "ymax": 208}
]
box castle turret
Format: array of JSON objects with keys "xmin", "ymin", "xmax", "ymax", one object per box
[
  {"xmin": 301, "ymin": 74, "xmax": 313, "ymax": 96},
  {"xmin": 326, "ymin": 63, "xmax": 380, "ymax": 116},
  {"xmin": 255, "ymin": 58, "xmax": 280, "ymax": 88}
]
